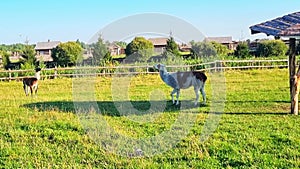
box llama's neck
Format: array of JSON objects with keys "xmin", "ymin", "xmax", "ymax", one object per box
[
  {"xmin": 159, "ymin": 67, "xmax": 169, "ymax": 82},
  {"xmin": 159, "ymin": 67, "xmax": 177, "ymax": 89},
  {"xmin": 35, "ymin": 71, "xmax": 41, "ymax": 80}
]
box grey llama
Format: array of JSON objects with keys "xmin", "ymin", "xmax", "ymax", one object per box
[{"xmin": 154, "ymin": 63, "xmax": 207, "ymax": 106}]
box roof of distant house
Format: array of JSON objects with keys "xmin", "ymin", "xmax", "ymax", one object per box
[
  {"xmin": 108, "ymin": 43, "xmax": 121, "ymax": 49},
  {"xmin": 35, "ymin": 41, "xmax": 60, "ymax": 50},
  {"xmin": 148, "ymin": 38, "xmax": 168, "ymax": 46},
  {"xmin": 204, "ymin": 37, "xmax": 233, "ymax": 44},
  {"xmin": 179, "ymin": 43, "xmax": 192, "ymax": 48}
]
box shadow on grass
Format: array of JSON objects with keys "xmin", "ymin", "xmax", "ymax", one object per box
[
  {"xmin": 23, "ymin": 100, "xmax": 289, "ymax": 116},
  {"xmin": 22, "ymin": 100, "xmax": 207, "ymax": 116}
]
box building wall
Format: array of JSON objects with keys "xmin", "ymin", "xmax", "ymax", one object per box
[{"xmin": 154, "ymin": 45, "xmax": 166, "ymax": 54}]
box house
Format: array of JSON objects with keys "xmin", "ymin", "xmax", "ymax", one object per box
[
  {"xmin": 9, "ymin": 51, "xmax": 22, "ymax": 61},
  {"xmin": 179, "ymin": 43, "xmax": 192, "ymax": 52},
  {"xmin": 83, "ymin": 48, "xmax": 93, "ymax": 59},
  {"xmin": 204, "ymin": 36, "xmax": 238, "ymax": 50},
  {"xmin": 148, "ymin": 38, "xmax": 168, "ymax": 53},
  {"xmin": 35, "ymin": 40, "xmax": 60, "ymax": 62},
  {"xmin": 108, "ymin": 43, "xmax": 125, "ymax": 56}
]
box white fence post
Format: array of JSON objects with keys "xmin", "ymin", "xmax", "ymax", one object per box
[
  {"xmin": 8, "ymin": 68, "xmax": 11, "ymax": 82},
  {"xmin": 146, "ymin": 64, "xmax": 149, "ymax": 73},
  {"xmin": 54, "ymin": 66, "xmax": 57, "ymax": 79}
]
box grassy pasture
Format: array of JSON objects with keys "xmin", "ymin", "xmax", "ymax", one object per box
[{"xmin": 0, "ymin": 68, "xmax": 299, "ymax": 168}]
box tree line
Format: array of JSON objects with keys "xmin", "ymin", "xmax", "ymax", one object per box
[{"xmin": 0, "ymin": 36, "xmax": 298, "ymax": 70}]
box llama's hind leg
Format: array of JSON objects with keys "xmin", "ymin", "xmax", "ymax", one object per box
[
  {"xmin": 31, "ymin": 86, "xmax": 38, "ymax": 97},
  {"xmin": 30, "ymin": 86, "xmax": 33, "ymax": 97},
  {"xmin": 34, "ymin": 85, "xmax": 38, "ymax": 96},
  {"xmin": 194, "ymin": 86, "xmax": 200, "ymax": 106},
  {"xmin": 200, "ymin": 86, "xmax": 206, "ymax": 105},
  {"xmin": 175, "ymin": 89, "xmax": 180, "ymax": 105}
]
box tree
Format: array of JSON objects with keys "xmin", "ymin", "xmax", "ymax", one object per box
[
  {"xmin": 52, "ymin": 41, "xmax": 83, "ymax": 67},
  {"xmin": 21, "ymin": 45, "xmax": 36, "ymax": 65},
  {"xmin": 125, "ymin": 37, "xmax": 154, "ymax": 62},
  {"xmin": 0, "ymin": 50, "xmax": 10, "ymax": 69},
  {"xmin": 12, "ymin": 43, "xmax": 26, "ymax": 54},
  {"xmin": 191, "ymin": 41, "xmax": 217, "ymax": 59},
  {"xmin": 76, "ymin": 39, "xmax": 87, "ymax": 49},
  {"xmin": 256, "ymin": 40, "xmax": 288, "ymax": 57},
  {"xmin": 164, "ymin": 36, "xmax": 180, "ymax": 57},
  {"xmin": 0, "ymin": 43, "xmax": 36, "ymax": 69},
  {"xmin": 234, "ymin": 42, "xmax": 250, "ymax": 58},
  {"xmin": 91, "ymin": 36, "xmax": 109, "ymax": 65},
  {"xmin": 210, "ymin": 41, "xmax": 232, "ymax": 56},
  {"xmin": 115, "ymin": 41, "xmax": 127, "ymax": 49}
]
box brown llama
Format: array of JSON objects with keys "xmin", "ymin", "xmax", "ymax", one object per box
[{"xmin": 23, "ymin": 68, "xmax": 41, "ymax": 96}]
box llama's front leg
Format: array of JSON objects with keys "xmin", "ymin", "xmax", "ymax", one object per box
[
  {"xmin": 194, "ymin": 87, "xmax": 200, "ymax": 106},
  {"xmin": 176, "ymin": 89, "xmax": 180, "ymax": 105},
  {"xmin": 24, "ymin": 85, "xmax": 29, "ymax": 96},
  {"xmin": 200, "ymin": 87, "xmax": 206, "ymax": 105},
  {"xmin": 171, "ymin": 89, "xmax": 177, "ymax": 104}
]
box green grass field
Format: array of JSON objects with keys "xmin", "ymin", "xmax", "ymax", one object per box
[{"xmin": 0, "ymin": 68, "xmax": 299, "ymax": 168}]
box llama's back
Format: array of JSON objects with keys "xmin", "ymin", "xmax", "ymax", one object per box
[
  {"xmin": 192, "ymin": 71, "xmax": 207, "ymax": 83},
  {"xmin": 23, "ymin": 78, "xmax": 38, "ymax": 86}
]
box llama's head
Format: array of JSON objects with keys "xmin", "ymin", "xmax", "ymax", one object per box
[
  {"xmin": 35, "ymin": 67, "xmax": 41, "ymax": 72},
  {"xmin": 153, "ymin": 64, "xmax": 165, "ymax": 71},
  {"xmin": 35, "ymin": 67, "xmax": 41, "ymax": 80}
]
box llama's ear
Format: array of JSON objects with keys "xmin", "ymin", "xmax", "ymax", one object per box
[{"xmin": 157, "ymin": 64, "xmax": 160, "ymax": 69}]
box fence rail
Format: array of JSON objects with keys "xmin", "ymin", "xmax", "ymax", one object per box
[{"xmin": 0, "ymin": 59, "xmax": 289, "ymax": 81}]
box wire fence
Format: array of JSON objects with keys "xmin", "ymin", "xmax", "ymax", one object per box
[{"xmin": 0, "ymin": 59, "xmax": 289, "ymax": 81}]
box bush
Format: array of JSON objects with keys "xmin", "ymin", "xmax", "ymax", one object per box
[
  {"xmin": 1, "ymin": 50, "xmax": 11, "ymax": 70},
  {"xmin": 210, "ymin": 41, "xmax": 233, "ymax": 57},
  {"xmin": 125, "ymin": 37, "xmax": 154, "ymax": 63},
  {"xmin": 184, "ymin": 59, "xmax": 205, "ymax": 70},
  {"xmin": 256, "ymin": 40, "xmax": 288, "ymax": 57},
  {"xmin": 52, "ymin": 42, "xmax": 84, "ymax": 67},
  {"xmin": 19, "ymin": 62, "xmax": 36, "ymax": 77},
  {"xmin": 234, "ymin": 42, "xmax": 250, "ymax": 59},
  {"xmin": 92, "ymin": 50, "xmax": 121, "ymax": 74},
  {"xmin": 191, "ymin": 42, "xmax": 217, "ymax": 59}
]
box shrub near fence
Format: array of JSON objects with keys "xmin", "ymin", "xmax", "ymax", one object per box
[
  {"xmin": 220, "ymin": 59, "xmax": 288, "ymax": 69},
  {"xmin": 0, "ymin": 59, "xmax": 290, "ymax": 81},
  {"xmin": 0, "ymin": 69, "xmax": 36, "ymax": 81}
]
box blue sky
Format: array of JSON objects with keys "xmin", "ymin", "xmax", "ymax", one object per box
[{"xmin": 1, "ymin": 0, "xmax": 300, "ymax": 44}]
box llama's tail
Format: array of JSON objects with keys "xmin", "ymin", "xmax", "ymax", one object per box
[{"xmin": 202, "ymin": 73, "xmax": 207, "ymax": 83}]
